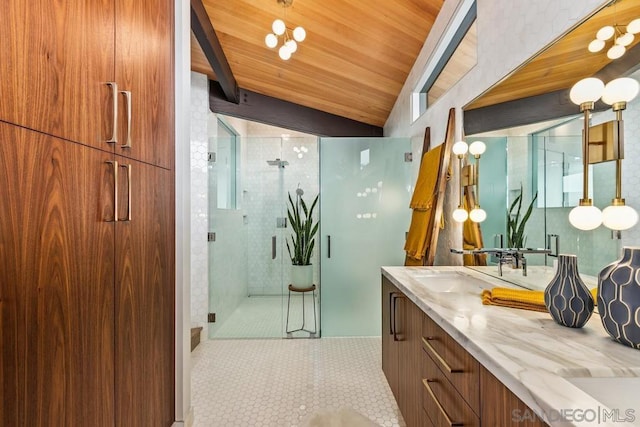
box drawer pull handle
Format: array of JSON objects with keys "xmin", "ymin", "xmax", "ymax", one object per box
[
  {"xmin": 422, "ymin": 337, "xmax": 463, "ymax": 374},
  {"xmin": 423, "ymin": 379, "xmax": 463, "ymax": 427},
  {"xmin": 106, "ymin": 160, "xmax": 119, "ymax": 222},
  {"xmin": 120, "ymin": 90, "xmax": 132, "ymax": 149},
  {"xmin": 392, "ymin": 294, "xmax": 406, "ymax": 342}
]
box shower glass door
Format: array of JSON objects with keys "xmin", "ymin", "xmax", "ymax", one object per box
[
  {"xmin": 320, "ymin": 137, "xmax": 412, "ymax": 336},
  {"xmin": 208, "ymin": 131, "xmax": 319, "ymax": 339}
]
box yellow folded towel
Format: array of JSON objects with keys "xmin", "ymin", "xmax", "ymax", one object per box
[
  {"xmin": 481, "ymin": 288, "xmax": 548, "ymax": 312},
  {"xmin": 481, "ymin": 287, "xmax": 599, "ymax": 313}
]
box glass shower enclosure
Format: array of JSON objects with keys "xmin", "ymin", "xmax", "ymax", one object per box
[{"xmin": 208, "ymin": 129, "xmax": 319, "ymax": 339}]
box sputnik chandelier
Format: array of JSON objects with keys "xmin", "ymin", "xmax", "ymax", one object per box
[
  {"xmin": 588, "ymin": 12, "xmax": 640, "ymax": 60},
  {"xmin": 264, "ymin": 0, "xmax": 306, "ymax": 61}
]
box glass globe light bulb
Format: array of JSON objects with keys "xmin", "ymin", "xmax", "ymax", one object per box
[
  {"xmin": 272, "ymin": 19, "xmax": 286, "ymax": 36},
  {"xmin": 293, "ymin": 26, "xmax": 306, "ymax": 42},
  {"xmin": 469, "ymin": 207, "xmax": 486, "ymax": 223},
  {"xmin": 452, "ymin": 208, "xmax": 469, "ymax": 223},
  {"xmin": 570, "ymin": 77, "xmax": 605, "ymax": 105},
  {"xmin": 627, "ymin": 19, "xmax": 640, "ymax": 35},
  {"xmin": 278, "ymin": 45, "xmax": 292, "ymax": 60},
  {"xmin": 265, "ymin": 33, "xmax": 278, "ymax": 48},
  {"xmin": 616, "ymin": 32, "xmax": 634, "ymax": 47},
  {"xmin": 607, "ymin": 44, "xmax": 626, "ymax": 60},
  {"xmin": 469, "ymin": 140, "xmax": 486, "ymax": 156},
  {"xmin": 588, "ymin": 39, "xmax": 605, "ymax": 53},
  {"xmin": 596, "ymin": 25, "xmax": 615, "ymax": 41},
  {"xmin": 285, "ymin": 39, "xmax": 297, "ymax": 53},
  {"xmin": 568, "ymin": 205, "xmax": 602, "ymax": 230},
  {"xmin": 452, "ymin": 141, "xmax": 468, "ymax": 156},
  {"xmin": 602, "ymin": 204, "xmax": 639, "ymax": 231},
  {"xmin": 602, "ymin": 77, "xmax": 640, "ymax": 104}
]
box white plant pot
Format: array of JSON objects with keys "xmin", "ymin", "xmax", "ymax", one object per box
[{"xmin": 291, "ymin": 264, "xmax": 313, "ymax": 288}]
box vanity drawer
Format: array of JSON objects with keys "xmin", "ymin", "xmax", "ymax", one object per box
[
  {"xmin": 422, "ymin": 313, "xmax": 480, "ymax": 414},
  {"xmin": 422, "ymin": 349, "xmax": 480, "ymax": 427}
]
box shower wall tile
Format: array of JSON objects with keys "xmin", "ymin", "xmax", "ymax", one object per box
[
  {"xmin": 244, "ymin": 137, "xmax": 320, "ymax": 295},
  {"xmin": 190, "ymin": 72, "xmax": 210, "ymax": 335}
]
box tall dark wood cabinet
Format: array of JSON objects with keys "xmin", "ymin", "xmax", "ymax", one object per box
[{"xmin": 0, "ymin": 0, "xmax": 175, "ymax": 425}]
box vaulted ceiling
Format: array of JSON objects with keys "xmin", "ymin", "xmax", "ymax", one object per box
[{"xmin": 191, "ymin": 0, "xmax": 445, "ymax": 128}]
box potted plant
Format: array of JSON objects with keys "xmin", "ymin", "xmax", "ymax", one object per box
[
  {"xmin": 507, "ymin": 185, "xmax": 538, "ymax": 249},
  {"xmin": 286, "ymin": 189, "xmax": 319, "ymax": 288}
]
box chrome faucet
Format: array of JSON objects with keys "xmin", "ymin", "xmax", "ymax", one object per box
[{"xmin": 450, "ymin": 248, "xmax": 550, "ymax": 277}]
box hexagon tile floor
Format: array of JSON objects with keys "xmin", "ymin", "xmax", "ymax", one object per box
[{"xmin": 191, "ymin": 337, "xmax": 406, "ymax": 427}]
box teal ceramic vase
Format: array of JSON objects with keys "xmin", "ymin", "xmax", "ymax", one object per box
[
  {"xmin": 598, "ymin": 247, "xmax": 640, "ymax": 349},
  {"xmin": 544, "ymin": 254, "xmax": 594, "ymax": 328}
]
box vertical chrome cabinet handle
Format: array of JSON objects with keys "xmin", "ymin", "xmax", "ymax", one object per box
[
  {"xmin": 106, "ymin": 82, "xmax": 118, "ymax": 144},
  {"xmin": 106, "ymin": 160, "xmax": 119, "ymax": 222},
  {"xmin": 272, "ymin": 236, "xmax": 277, "ymax": 260},
  {"xmin": 119, "ymin": 164, "xmax": 132, "ymax": 221},
  {"xmin": 327, "ymin": 235, "xmax": 331, "ymax": 258},
  {"xmin": 120, "ymin": 90, "xmax": 132, "ymax": 149}
]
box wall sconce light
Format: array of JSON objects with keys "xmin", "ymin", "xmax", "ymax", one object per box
[
  {"xmin": 452, "ymin": 140, "xmax": 486, "ymax": 223},
  {"xmin": 265, "ymin": 0, "xmax": 306, "ymax": 61},
  {"xmin": 601, "ymin": 77, "xmax": 639, "ymax": 230},
  {"xmin": 568, "ymin": 76, "xmax": 639, "ymax": 231}
]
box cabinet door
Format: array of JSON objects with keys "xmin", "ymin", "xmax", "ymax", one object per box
[
  {"xmin": 115, "ymin": 0, "xmax": 174, "ymax": 169},
  {"xmin": 0, "ymin": 123, "xmax": 116, "ymax": 426},
  {"xmin": 480, "ymin": 366, "xmax": 549, "ymax": 427},
  {"xmin": 382, "ymin": 278, "xmax": 400, "ymax": 400},
  {"xmin": 399, "ymin": 297, "xmax": 423, "ymax": 427},
  {"xmin": 0, "ymin": 0, "xmax": 115, "ymax": 150},
  {"xmin": 115, "ymin": 157, "xmax": 174, "ymax": 426}
]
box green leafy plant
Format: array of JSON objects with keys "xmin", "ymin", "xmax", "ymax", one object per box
[
  {"xmin": 507, "ymin": 185, "xmax": 538, "ymax": 249},
  {"xmin": 286, "ymin": 191, "xmax": 319, "ymax": 265}
]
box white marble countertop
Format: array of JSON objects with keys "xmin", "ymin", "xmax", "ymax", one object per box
[{"xmin": 382, "ymin": 266, "xmax": 640, "ymax": 427}]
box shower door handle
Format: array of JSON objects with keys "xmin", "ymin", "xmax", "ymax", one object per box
[
  {"xmin": 547, "ymin": 234, "xmax": 559, "ymax": 257},
  {"xmin": 327, "ymin": 235, "xmax": 331, "ymax": 258},
  {"xmin": 272, "ymin": 235, "xmax": 277, "ymax": 260}
]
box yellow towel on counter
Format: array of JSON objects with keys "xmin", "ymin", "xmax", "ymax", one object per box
[
  {"xmin": 481, "ymin": 288, "xmax": 548, "ymax": 312},
  {"xmin": 481, "ymin": 287, "xmax": 599, "ymax": 313},
  {"xmin": 409, "ymin": 145, "xmax": 443, "ymax": 210}
]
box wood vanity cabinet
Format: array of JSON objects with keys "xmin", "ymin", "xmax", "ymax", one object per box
[
  {"xmin": 382, "ymin": 277, "xmax": 549, "ymax": 427},
  {"xmin": 382, "ymin": 277, "xmax": 423, "ymax": 427},
  {"xmin": 0, "ymin": 0, "xmax": 175, "ymax": 425}
]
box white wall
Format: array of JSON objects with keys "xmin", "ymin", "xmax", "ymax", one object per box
[{"xmin": 385, "ymin": 0, "xmax": 606, "ymax": 265}]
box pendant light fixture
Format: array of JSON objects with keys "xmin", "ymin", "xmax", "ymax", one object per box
[
  {"xmin": 587, "ymin": 1, "xmax": 640, "ymax": 61},
  {"xmin": 264, "ymin": 0, "xmax": 306, "ymax": 61}
]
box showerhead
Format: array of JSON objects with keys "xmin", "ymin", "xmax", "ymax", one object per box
[{"xmin": 296, "ymin": 188, "xmax": 304, "ymax": 196}]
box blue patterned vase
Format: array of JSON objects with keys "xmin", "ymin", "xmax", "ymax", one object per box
[
  {"xmin": 598, "ymin": 247, "xmax": 640, "ymax": 349},
  {"xmin": 544, "ymin": 254, "xmax": 594, "ymax": 328}
]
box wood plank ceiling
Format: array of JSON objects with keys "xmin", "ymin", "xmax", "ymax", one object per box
[
  {"xmin": 191, "ymin": 0, "xmax": 445, "ymax": 127},
  {"xmin": 466, "ymin": 0, "xmax": 640, "ymax": 110}
]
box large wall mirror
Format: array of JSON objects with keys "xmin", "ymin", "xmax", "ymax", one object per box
[{"xmin": 461, "ymin": 0, "xmax": 640, "ymax": 277}]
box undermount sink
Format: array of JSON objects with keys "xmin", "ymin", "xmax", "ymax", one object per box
[
  {"xmin": 408, "ymin": 270, "xmax": 489, "ymax": 293},
  {"xmin": 565, "ymin": 377, "xmax": 640, "ymax": 424},
  {"xmin": 556, "ymin": 369, "xmax": 640, "ymax": 425}
]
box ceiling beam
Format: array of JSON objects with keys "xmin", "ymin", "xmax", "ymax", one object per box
[
  {"xmin": 209, "ymin": 80, "xmax": 383, "ymax": 137},
  {"xmin": 190, "ymin": 0, "xmax": 239, "ymax": 103},
  {"xmin": 464, "ymin": 43, "xmax": 640, "ymax": 135}
]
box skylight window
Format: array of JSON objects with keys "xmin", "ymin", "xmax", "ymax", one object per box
[{"xmin": 412, "ymin": 0, "xmax": 477, "ymax": 121}]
